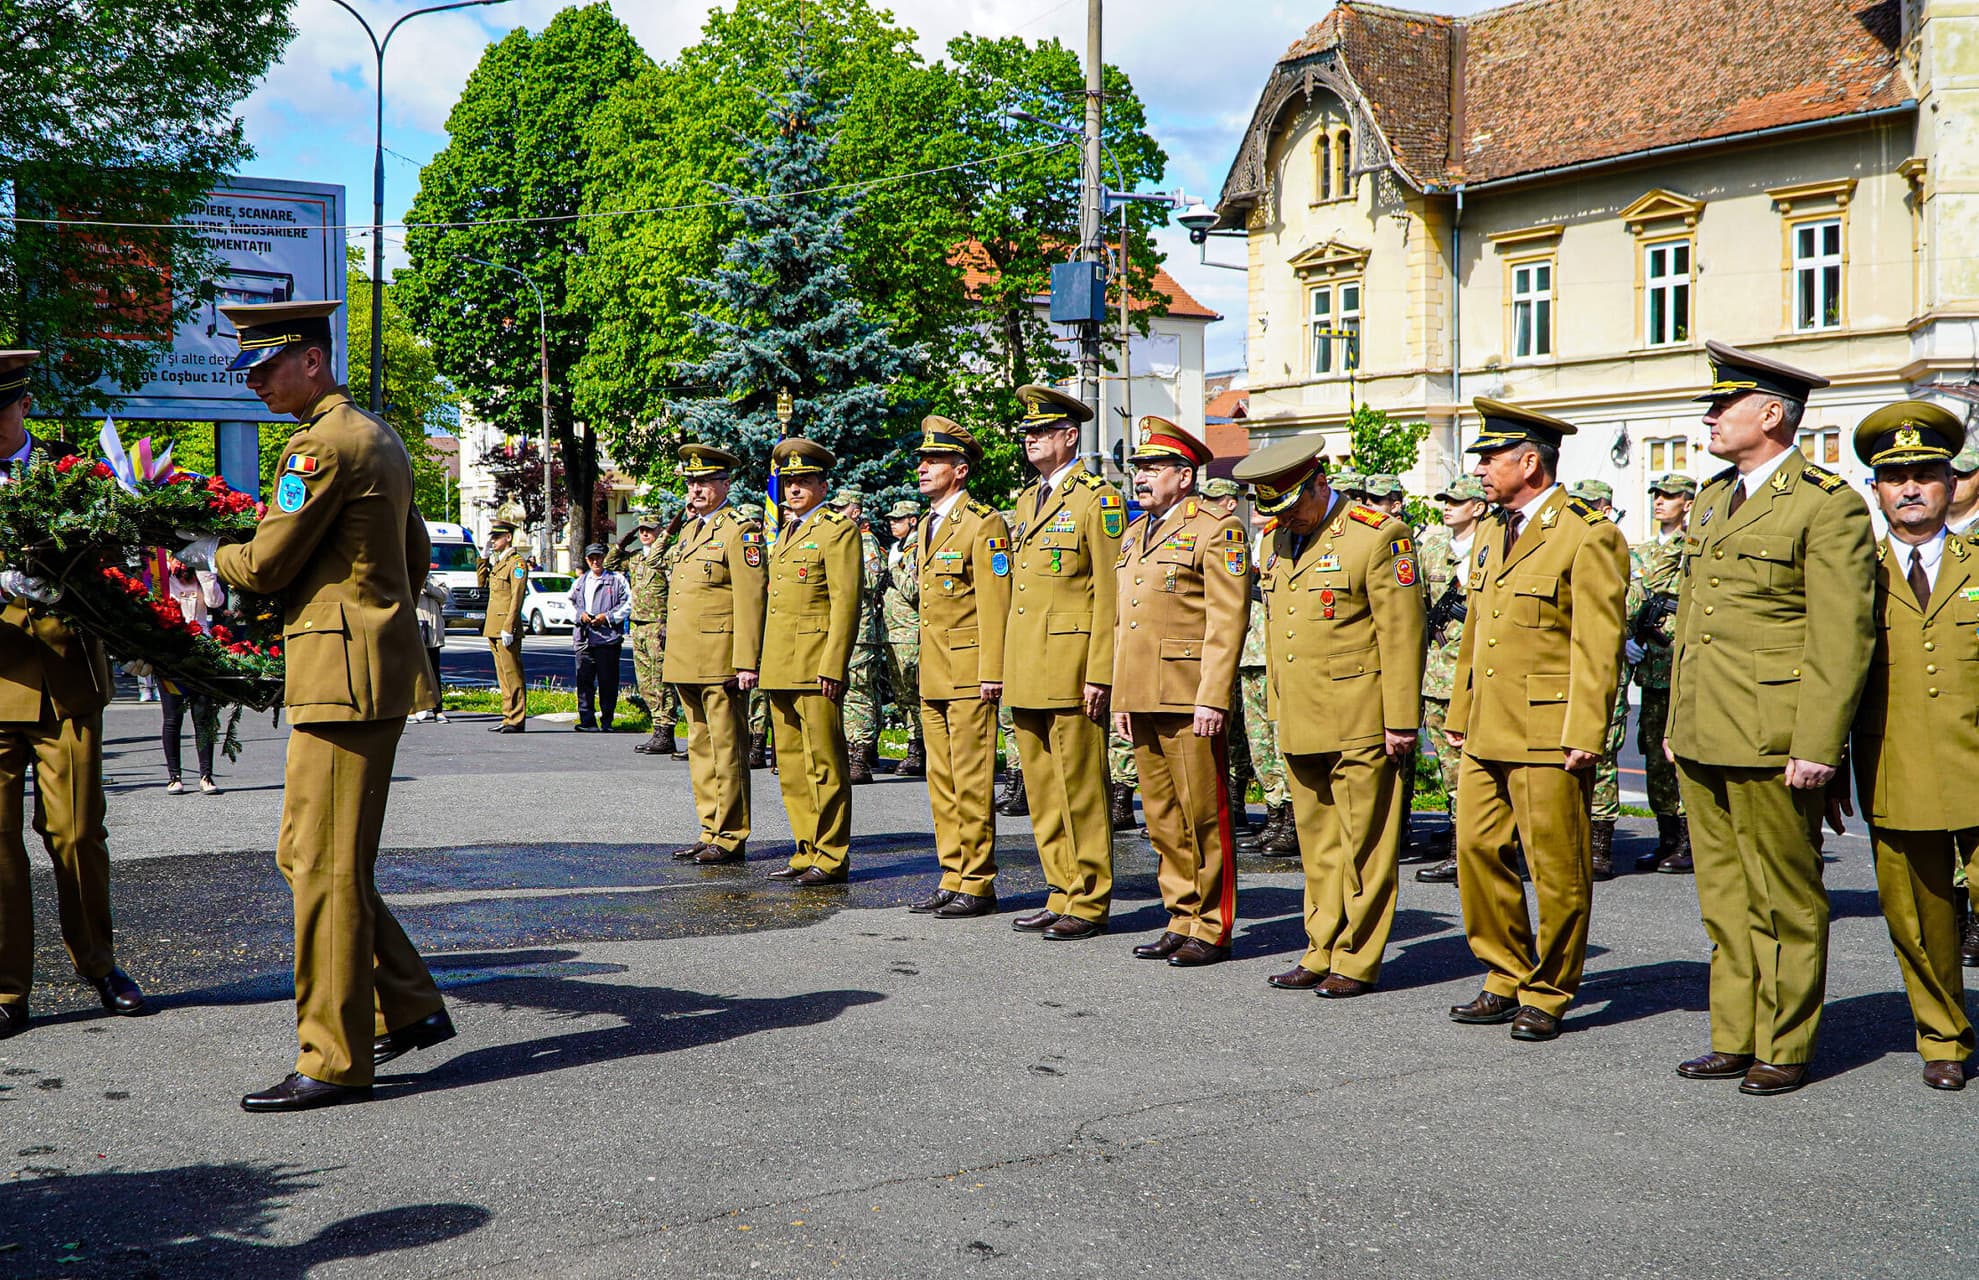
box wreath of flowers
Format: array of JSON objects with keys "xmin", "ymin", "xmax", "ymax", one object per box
[{"xmin": 0, "ymin": 450, "xmax": 286, "ymax": 713}]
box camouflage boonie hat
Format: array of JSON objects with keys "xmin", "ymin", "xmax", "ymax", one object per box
[
  {"xmin": 1360, "ymin": 473, "xmax": 1404, "ymax": 499},
  {"xmin": 1566, "ymin": 479, "xmax": 1614, "ymax": 504},
  {"xmin": 830, "ymin": 486, "xmax": 867, "ymax": 510},
  {"xmin": 732, "ymin": 501, "xmax": 765, "ymax": 522},
  {"xmin": 886, "ymin": 499, "xmax": 921, "ymax": 519},
  {"xmin": 1647, "ymin": 473, "xmax": 1698, "ymax": 497},
  {"xmin": 1434, "ymin": 476, "xmax": 1486, "ymax": 502},
  {"xmin": 1331, "ymin": 468, "xmax": 1366, "ymax": 495},
  {"xmin": 1201, "ymin": 477, "xmax": 1240, "ymax": 499},
  {"xmin": 1955, "ymin": 442, "xmax": 1979, "ymax": 475}
]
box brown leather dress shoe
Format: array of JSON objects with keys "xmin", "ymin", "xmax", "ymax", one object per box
[
  {"xmin": 1449, "ymin": 990, "xmax": 1520, "ymax": 1024},
  {"xmin": 1924, "ymin": 1060, "xmax": 1968, "ymax": 1091},
  {"xmin": 87, "ymin": 966, "xmax": 146, "ymax": 1016},
  {"xmin": 793, "ymin": 867, "xmax": 848, "ymax": 887},
  {"xmin": 766, "ymin": 865, "xmax": 806, "ymax": 880},
  {"xmin": 241, "ymin": 1072, "xmax": 370, "ymax": 1113},
  {"xmin": 1738, "ymin": 1061, "xmax": 1809, "ymax": 1096},
  {"xmin": 1132, "ymin": 931, "xmax": 1188, "ymax": 960},
  {"xmin": 693, "ymin": 843, "xmax": 745, "ymax": 865},
  {"xmin": 1415, "ymin": 856, "xmax": 1458, "ymax": 884},
  {"xmin": 670, "ymin": 842, "xmax": 708, "ymax": 860},
  {"xmin": 1267, "ymin": 965, "xmax": 1324, "ymax": 990},
  {"xmin": 1166, "ymin": 938, "xmax": 1230, "ymax": 967},
  {"xmin": 1315, "ymin": 973, "xmax": 1373, "ymax": 999},
  {"xmin": 1676, "ymin": 1050, "xmax": 1755, "ymax": 1080},
  {"xmin": 1041, "ymin": 915, "xmax": 1105, "ymax": 940},
  {"xmin": 934, "ymin": 892, "xmax": 997, "ymax": 918},
  {"xmin": 909, "ymin": 889, "xmax": 957, "ymax": 914},
  {"xmin": 1011, "ymin": 908, "xmax": 1060, "ymax": 932},
  {"xmin": 1509, "ymin": 1006, "xmax": 1560, "ymax": 1040}
]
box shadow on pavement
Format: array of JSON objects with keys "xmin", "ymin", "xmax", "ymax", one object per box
[
  {"xmin": 1567, "ymin": 958, "xmax": 1711, "ymax": 1029},
  {"xmin": 0, "ymin": 1162, "xmax": 488, "ymax": 1280}
]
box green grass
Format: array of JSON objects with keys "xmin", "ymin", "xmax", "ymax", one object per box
[{"xmin": 442, "ymin": 684, "xmax": 654, "ymax": 732}]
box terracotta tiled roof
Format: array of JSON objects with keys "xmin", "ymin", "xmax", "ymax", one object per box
[
  {"xmin": 1255, "ymin": 0, "xmax": 1907, "ymax": 189},
  {"xmin": 951, "ymin": 241, "xmax": 1221, "ymax": 320},
  {"xmin": 1205, "ymin": 388, "xmax": 1249, "ymax": 420}
]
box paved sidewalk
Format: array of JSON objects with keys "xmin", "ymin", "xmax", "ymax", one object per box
[{"xmin": 1, "ymin": 703, "xmax": 1971, "ymax": 1278}]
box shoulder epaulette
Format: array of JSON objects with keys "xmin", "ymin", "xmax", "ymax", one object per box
[
  {"xmin": 968, "ymin": 500, "xmax": 995, "ymax": 519},
  {"xmin": 1704, "ymin": 465, "xmax": 1738, "ymax": 491},
  {"xmin": 1347, "ymin": 504, "xmax": 1385, "ymax": 528},
  {"xmin": 1803, "ymin": 463, "xmax": 1847, "ymax": 493},
  {"xmin": 817, "ymin": 508, "xmax": 846, "ymax": 524},
  {"xmin": 1261, "ymin": 517, "xmax": 1280, "ymax": 535},
  {"xmin": 1568, "ymin": 498, "xmax": 1606, "ymax": 525},
  {"xmin": 1075, "ymin": 472, "xmax": 1106, "ymax": 492},
  {"xmin": 1183, "ymin": 497, "xmax": 1201, "ymax": 518}
]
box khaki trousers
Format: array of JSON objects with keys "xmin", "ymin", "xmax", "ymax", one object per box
[
  {"xmin": 922, "ymin": 696, "xmax": 997, "ymax": 895},
  {"xmin": 1286, "ymin": 744, "xmax": 1406, "ymax": 982},
  {"xmin": 1455, "ymin": 754, "xmax": 1594, "ymax": 1018},
  {"xmin": 681, "ymin": 681, "xmax": 751, "ymax": 852},
  {"xmin": 281, "ymin": 719, "xmax": 443, "ymax": 1087},
  {"xmin": 1011, "ymin": 706, "xmax": 1113, "ymax": 922},
  {"xmin": 1676, "ymin": 759, "xmax": 1829, "ymax": 1064},
  {"xmin": 768, "ymin": 689, "xmax": 851, "ymax": 874},
  {"xmin": 1870, "ymin": 826, "xmax": 1977, "ymax": 1061},
  {"xmin": 1132, "ymin": 712, "xmax": 1236, "ymax": 945},
  {"xmin": 489, "ymin": 635, "xmax": 526, "ymax": 727},
  {"xmin": 0, "ymin": 709, "xmax": 112, "ymax": 1005}
]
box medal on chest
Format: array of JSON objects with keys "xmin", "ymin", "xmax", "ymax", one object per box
[
  {"xmin": 1164, "ymin": 565, "xmax": 1178, "ymax": 593},
  {"xmin": 1319, "ymin": 588, "xmax": 1336, "ymax": 620},
  {"xmin": 1315, "ymin": 552, "xmax": 1340, "ymax": 572}
]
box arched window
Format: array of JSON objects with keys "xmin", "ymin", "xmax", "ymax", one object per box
[
  {"xmin": 1334, "ymin": 126, "xmax": 1354, "ymax": 201},
  {"xmin": 1315, "ymin": 133, "xmax": 1333, "ymax": 202}
]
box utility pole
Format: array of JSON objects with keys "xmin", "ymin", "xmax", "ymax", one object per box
[{"xmin": 1076, "ymin": 0, "xmax": 1105, "ymax": 468}]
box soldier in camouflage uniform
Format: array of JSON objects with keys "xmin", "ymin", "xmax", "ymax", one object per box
[
  {"xmin": 606, "ymin": 507, "xmax": 686, "ymax": 759},
  {"xmin": 733, "ymin": 501, "xmax": 771, "ymax": 769},
  {"xmin": 1563, "ymin": 479, "xmax": 1627, "ymax": 879},
  {"xmin": 1234, "ymin": 503, "xmax": 1293, "ymax": 855},
  {"xmin": 993, "ymin": 505, "xmax": 1028, "ymax": 817},
  {"xmin": 1361, "ymin": 473, "xmax": 1408, "ymax": 519},
  {"xmin": 832, "ymin": 489, "xmax": 888, "ymax": 783},
  {"xmin": 1414, "ymin": 476, "xmax": 1488, "ymax": 884},
  {"xmin": 1627, "ymin": 473, "xmax": 1693, "ymax": 872},
  {"xmin": 882, "ymin": 499, "xmax": 925, "ymax": 777}
]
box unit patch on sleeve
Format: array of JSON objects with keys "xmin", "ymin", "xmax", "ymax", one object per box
[
  {"xmin": 1224, "ymin": 545, "xmax": 1248, "ymax": 576},
  {"xmin": 275, "ymin": 472, "xmax": 309, "ymax": 513},
  {"xmin": 1098, "ymin": 492, "xmax": 1124, "ymax": 538},
  {"xmin": 1394, "ymin": 555, "xmax": 1417, "ymax": 586},
  {"xmin": 987, "ymin": 536, "xmax": 1010, "ymax": 577}
]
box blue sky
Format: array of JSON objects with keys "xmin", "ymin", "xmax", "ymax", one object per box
[{"xmin": 240, "ymin": 0, "xmax": 1495, "ymax": 376}]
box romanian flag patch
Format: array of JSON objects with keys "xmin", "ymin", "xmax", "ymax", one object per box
[
  {"xmin": 285, "ymin": 453, "xmax": 320, "ymax": 475},
  {"xmin": 1391, "ymin": 537, "xmax": 1413, "ymax": 556},
  {"xmin": 740, "ymin": 530, "xmax": 764, "ymax": 546}
]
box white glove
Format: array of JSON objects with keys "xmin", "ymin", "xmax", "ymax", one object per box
[
  {"xmin": 499, "ymin": 630, "xmax": 514, "ymax": 646},
  {"xmin": 1624, "ymin": 638, "xmax": 1647, "ymax": 666},
  {"xmin": 0, "ymin": 569, "xmax": 62, "ymax": 605},
  {"xmin": 177, "ymin": 536, "xmax": 220, "ymax": 572},
  {"xmin": 123, "ymin": 659, "xmax": 154, "ymax": 677}
]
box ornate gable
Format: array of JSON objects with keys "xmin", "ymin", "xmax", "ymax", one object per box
[
  {"xmin": 1619, "ymin": 189, "xmax": 1705, "ymax": 235},
  {"xmin": 1288, "ymin": 238, "xmax": 1372, "ymax": 278}
]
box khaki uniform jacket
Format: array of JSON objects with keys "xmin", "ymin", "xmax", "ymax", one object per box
[
  {"xmin": 1667, "ymin": 450, "xmax": 1875, "ymax": 768},
  {"xmin": 478, "ymin": 549, "xmax": 527, "ymax": 638},
  {"xmin": 0, "ymin": 438, "xmax": 109, "ymax": 722},
  {"xmin": 663, "ymin": 507, "xmax": 767, "ymax": 683},
  {"xmin": 214, "ymin": 388, "xmax": 434, "ymax": 725},
  {"xmin": 917, "ymin": 499, "xmax": 1012, "ymax": 700},
  {"xmin": 1003, "ymin": 463, "xmax": 1124, "ymax": 709},
  {"xmin": 760, "ymin": 506, "xmax": 863, "ymax": 690},
  {"xmin": 1259, "ymin": 498, "xmax": 1426, "ymax": 755},
  {"xmin": 1449, "ymin": 488, "xmax": 1628, "ymax": 762},
  {"xmin": 1112, "ymin": 497, "xmax": 1250, "ymax": 715},
  {"xmin": 1850, "ymin": 534, "xmax": 1979, "ymax": 830}
]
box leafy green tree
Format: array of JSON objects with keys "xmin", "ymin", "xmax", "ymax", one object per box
[
  {"xmin": 396, "ymin": 3, "xmax": 651, "ymax": 558},
  {"xmin": 0, "ymin": 0, "xmax": 295, "ymax": 415},
  {"xmin": 342, "ymin": 253, "xmax": 457, "ymax": 519},
  {"xmin": 1346, "ymin": 403, "xmax": 1433, "ymax": 524}
]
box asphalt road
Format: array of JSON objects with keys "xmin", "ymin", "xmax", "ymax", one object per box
[{"xmin": 0, "ymin": 699, "xmax": 1967, "ymax": 1278}]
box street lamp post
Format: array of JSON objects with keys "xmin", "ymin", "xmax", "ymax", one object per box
[
  {"xmin": 326, "ymin": 0, "xmax": 514, "ymax": 417},
  {"xmin": 464, "ymin": 256, "xmax": 554, "ymax": 567}
]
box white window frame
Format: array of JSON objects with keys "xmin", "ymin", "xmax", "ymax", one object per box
[
  {"xmin": 1791, "ymin": 217, "xmax": 1843, "ymax": 332},
  {"xmin": 1643, "ymin": 239, "xmax": 1691, "ymax": 348},
  {"xmin": 1307, "ymin": 280, "xmax": 1361, "ymax": 377},
  {"xmin": 1510, "ymin": 258, "xmax": 1553, "ymax": 361}
]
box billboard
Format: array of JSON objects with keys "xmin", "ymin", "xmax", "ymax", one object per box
[{"xmin": 102, "ymin": 175, "xmax": 346, "ymax": 422}]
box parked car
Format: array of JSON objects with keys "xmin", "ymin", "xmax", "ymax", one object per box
[
  {"xmin": 523, "ymin": 573, "xmax": 577, "ymax": 635},
  {"xmin": 426, "ymin": 522, "xmax": 485, "ymax": 631}
]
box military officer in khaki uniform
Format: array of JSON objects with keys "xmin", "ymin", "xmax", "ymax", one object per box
[
  {"xmin": 479, "ymin": 519, "xmax": 529, "ymax": 732},
  {"xmin": 0, "ymin": 351, "xmax": 145, "ymax": 1039},
  {"xmin": 1235, "ymin": 440, "xmax": 1425, "ymax": 996},
  {"xmin": 1445, "ymin": 399, "xmax": 1628, "ymax": 1041},
  {"xmin": 662, "ymin": 445, "xmax": 766, "ymax": 864},
  {"xmin": 1113, "ymin": 418, "xmax": 1250, "ymax": 966},
  {"xmin": 761, "ymin": 438, "xmax": 863, "ymax": 885},
  {"xmin": 1667, "ymin": 343, "xmax": 1875, "ymax": 1096},
  {"xmin": 907, "ymin": 420, "xmax": 1012, "ymax": 919},
  {"xmin": 1003, "ymin": 386, "xmax": 1125, "ymax": 935},
  {"xmin": 1843, "ymin": 402, "xmax": 1976, "ymax": 1091},
  {"xmin": 189, "ymin": 301, "xmax": 449, "ymax": 1111}
]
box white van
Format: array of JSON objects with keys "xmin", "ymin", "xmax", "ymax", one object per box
[{"xmin": 423, "ymin": 521, "xmax": 483, "ymax": 631}]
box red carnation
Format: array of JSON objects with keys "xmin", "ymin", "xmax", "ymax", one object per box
[
  {"xmin": 268, "ymin": 644, "xmax": 281, "ymax": 658},
  {"xmin": 90, "ymin": 462, "xmax": 113, "ymax": 479},
  {"xmin": 55, "ymin": 454, "xmax": 82, "ymax": 474}
]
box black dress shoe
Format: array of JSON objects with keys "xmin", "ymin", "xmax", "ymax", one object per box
[
  {"xmin": 909, "ymin": 889, "xmax": 957, "ymax": 914},
  {"xmin": 374, "ymin": 1009, "xmax": 457, "ymax": 1067},
  {"xmin": 935, "ymin": 892, "xmax": 997, "ymax": 918},
  {"xmin": 86, "ymin": 966, "xmax": 146, "ymax": 1015},
  {"xmin": 574, "ymin": 722, "xmax": 599, "ymax": 732},
  {"xmin": 1415, "ymin": 856, "xmax": 1458, "ymax": 883},
  {"xmin": 767, "ymin": 865, "xmax": 806, "ymax": 880},
  {"xmin": 0, "ymin": 1003, "xmax": 26, "ymax": 1039},
  {"xmin": 1449, "ymin": 990, "xmax": 1520, "ymax": 1024},
  {"xmin": 241, "ymin": 1072, "xmax": 372, "ymax": 1113},
  {"xmin": 1132, "ymin": 931, "xmax": 1188, "ymax": 960},
  {"xmin": 1011, "ymin": 908, "xmax": 1060, "ymax": 932},
  {"xmin": 794, "ymin": 867, "xmax": 848, "ymax": 886},
  {"xmin": 1267, "ymin": 965, "xmax": 1324, "ymax": 990},
  {"xmin": 1509, "ymin": 1006, "xmax": 1560, "ymax": 1041},
  {"xmin": 1166, "ymin": 938, "xmax": 1230, "ymax": 967},
  {"xmin": 492, "ymin": 724, "xmax": 525, "ymax": 734},
  {"xmin": 1041, "ymin": 915, "xmax": 1106, "ymax": 940}
]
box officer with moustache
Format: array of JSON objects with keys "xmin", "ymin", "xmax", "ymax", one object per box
[
  {"xmin": 1234, "ymin": 439, "xmax": 1425, "ymax": 997},
  {"xmin": 479, "ymin": 519, "xmax": 528, "ymax": 732},
  {"xmin": 1113, "ymin": 418, "xmax": 1250, "ymax": 966},
  {"xmin": 0, "ymin": 351, "xmax": 146, "ymax": 1039},
  {"xmin": 906, "ymin": 419, "xmax": 1011, "ymax": 919},
  {"xmin": 1840, "ymin": 402, "xmax": 1978, "ymax": 1091},
  {"xmin": 184, "ymin": 301, "xmax": 450, "ymax": 1111}
]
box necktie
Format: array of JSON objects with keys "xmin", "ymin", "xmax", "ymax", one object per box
[
  {"xmin": 1909, "ymin": 549, "xmax": 1931, "ymax": 610},
  {"xmin": 1727, "ymin": 480, "xmax": 1747, "ymax": 517},
  {"xmin": 925, "ymin": 511, "xmax": 940, "ymax": 553},
  {"xmin": 1504, "ymin": 511, "xmax": 1525, "ymax": 558},
  {"xmin": 1035, "ymin": 482, "xmax": 1053, "ymax": 515},
  {"xmin": 1288, "ymin": 531, "xmax": 1309, "ymax": 562}
]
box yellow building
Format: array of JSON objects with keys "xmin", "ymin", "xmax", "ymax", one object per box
[{"xmin": 1212, "ymin": 0, "xmax": 1977, "ymax": 536}]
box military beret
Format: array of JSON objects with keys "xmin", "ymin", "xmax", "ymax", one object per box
[
  {"xmin": 1128, "ymin": 416, "xmax": 1213, "ymax": 467},
  {"xmin": 1232, "ymin": 438, "xmax": 1326, "ymax": 516},
  {"xmin": 1854, "ymin": 400, "xmax": 1964, "ymax": 469},
  {"xmin": 219, "ymin": 299, "xmax": 339, "ymax": 372},
  {"xmin": 771, "ymin": 437, "xmax": 834, "ymax": 476},
  {"xmin": 1434, "ymin": 476, "xmax": 1487, "ymax": 503},
  {"xmin": 1201, "ymin": 477, "xmax": 1240, "ymax": 499},
  {"xmin": 1015, "ymin": 384, "xmax": 1093, "ymax": 428},
  {"xmin": 1360, "ymin": 473, "xmax": 1405, "ymax": 499},
  {"xmin": 1647, "ymin": 473, "xmax": 1698, "ymax": 497},
  {"xmin": 1468, "ymin": 397, "xmax": 1578, "ymax": 454},
  {"xmin": 1565, "ymin": 479, "xmax": 1613, "ymax": 504},
  {"xmin": 1695, "ymin": 339, "xmax": 1829, "ymax": 404},
  {"xmin": 677, "ymin": 443, "xmax": 740, "ymax": 477}
]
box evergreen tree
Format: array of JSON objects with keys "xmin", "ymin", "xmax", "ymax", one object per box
[{"xmin": 667, "ymin": 32, "xmax": 922, "ymax": 498}]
